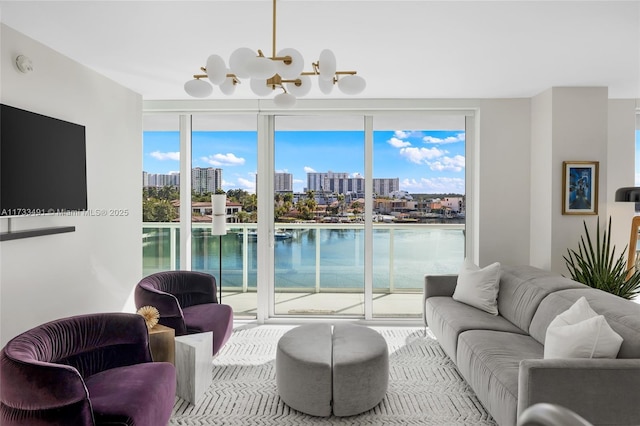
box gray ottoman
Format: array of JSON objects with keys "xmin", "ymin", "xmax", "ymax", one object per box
[
  {"xmin": 275, "ymin": 323, "xmax": 333, "ymax": 416},
  {"xmin": 275, "ymin": 323, "xmax": 389, "ymax": 417}
]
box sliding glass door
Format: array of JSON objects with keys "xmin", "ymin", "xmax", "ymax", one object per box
[
  {"xmin": 273, "ymin": 115, "xmax": 365, "ymax": 316},
  {"xmin": 371, "ymin": 113, "xmax": 466, "ymax": 318},
  {"xmin": 190, "ymin": 114, "xmax": 258, "ymax": 319}
]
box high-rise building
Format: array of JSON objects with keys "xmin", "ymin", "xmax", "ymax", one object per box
[
  {"xmin": 192, "ymin": 167, "xmax": 222, "ymax": 194},
  {"xmin": 373, "ymin": 178, "xmax": 400, "ymax": 197},
  {"xmin": 275, "ymin": 172, "xmax": 293, "ymax": 192},
  {"xmin": 307, "ymin": 171, "xmax": 350, "ymax": 193},
  {"xmin": 143, "ymin": 171, "xmax": 180, "ymax": 188},
  {"xmin": 306, "ymin": 171, "xmax": 399, "ymax": 197}
]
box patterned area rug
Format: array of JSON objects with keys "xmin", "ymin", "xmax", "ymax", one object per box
[{"xmin": 170, "ymin": 325, "xmax": 497, "ymax": 425}]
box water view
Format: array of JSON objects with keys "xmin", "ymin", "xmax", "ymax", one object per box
[{"xmin": 143, "ymin": 223, "xmax": 465, "ymax": 293}]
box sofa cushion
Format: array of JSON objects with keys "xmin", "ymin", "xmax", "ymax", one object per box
[
  {"xmin": 544, "ymin": 296, "xmax": 623, "ymax": 359},
  {"xmin": 530, "ymin": 288, "xmax": 640, "ymax": 358},
  {"xmin": 425, "ymin": 297, "xmax": 526, "ymax": 363},
  {"xmin": 453, "ymin": 260, "xmax": 501, "ymax": 315},
  {"xmin": 456, "ymin": 330, "xmax": 543, "ymax": 426},
  {"xmin": 497, "ymin": 265, "xmax": 586, "ymax": 333},
  {"xmin": 85, "ymin": 362, "xmax": 176, "ymax": 426}
]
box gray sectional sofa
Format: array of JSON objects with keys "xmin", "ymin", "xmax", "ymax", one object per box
[{"xmin": 424, "ymin": 265, "xmax": 640, "ymax": 426}]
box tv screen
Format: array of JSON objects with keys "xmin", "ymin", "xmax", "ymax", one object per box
[{"xmin": 1, "ymin": 104, "xmax": 87, "ymax": 216}]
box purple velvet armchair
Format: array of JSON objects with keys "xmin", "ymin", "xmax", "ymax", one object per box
[
  {"xmin": 134, "ymin": 271, "xmax": 233, "ymax": 355},
  {"xmin": 0, "ymin": 312, "xmax": 176, "ymax": 426}
]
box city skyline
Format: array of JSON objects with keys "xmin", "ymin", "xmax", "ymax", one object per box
[{"xmin": 143, "ymin": 129, "xmax": 466, "ymax": 194}]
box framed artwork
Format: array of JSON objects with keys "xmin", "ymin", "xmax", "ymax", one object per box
[{"xmin": 562, "ymin": 161, "xmax": 599, "ymax": 215}]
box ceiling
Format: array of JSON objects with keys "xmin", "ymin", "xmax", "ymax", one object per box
[{"xmin": 1, "ymin": 1, "xmax": 639, "ymax": 102}]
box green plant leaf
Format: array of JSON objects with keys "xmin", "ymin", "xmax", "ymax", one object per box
[{"xmin": 564, "ymin": 216, "xmax": 640, "ymax": 300}]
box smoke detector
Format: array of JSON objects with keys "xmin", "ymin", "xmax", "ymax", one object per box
[{"xmin": 15, "ymin": 55, "xmax": 33, "ymax": 74}]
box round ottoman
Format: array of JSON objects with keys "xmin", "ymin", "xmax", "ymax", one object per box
[
  {"xmin": 275, "ymin": 323, "xmax": 333, "ymax": 417},
  {"xmin": 275, "ymin": 323, "xmax": 389, "ymax": 417},
  {"xmin": 332, "ymin": 323, "xmax": 389, "ymax": 417}
]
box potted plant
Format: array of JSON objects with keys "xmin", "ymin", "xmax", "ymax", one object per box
[{"xmin": 564, "ymin": 216, "xmax": 640, "ymax": 300}]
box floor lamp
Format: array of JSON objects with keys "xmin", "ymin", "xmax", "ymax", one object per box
[
  {"xmin": 212, "ymin": 192, "xmax": 227, "ymax": 303},
  {"xmin": 614, "ymin": 187, "xmax": 640, "ymax": 275}
]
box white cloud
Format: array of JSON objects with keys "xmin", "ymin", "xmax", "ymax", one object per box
[
  {"xmin": 399, "ymin": 146, "xmax": 446, "ymax": 164},
  {"xmin": 428, "ymin": 155, "xmax": 466, "ymax": 172},
  {"xmin": 150, "ymin": 151, "xmax": 180, "ymax": 161},
  {"xmin": 237, "ymin": 177, "xmax": 256, "ymax": 191},
  {"xmin": 388, "ymin": 137, "xmax": 411, "ymax": 148},
  {"xmin": 201, "ymin": 153, "xmax": 245, "ymax": 167},
  {"xmin": 423, "ymin": 133, "xmax": 465, "ymax": 144},
  {"xmin": 304, "ymin": 166, "xmax": 316, "ymax": 173},
  {"xmin": 401, "ymin": 177, "xmax": 465, "ymax": 194},
  {"xmin": 276, "ymin": 169, "xmax": 289, "ymax": 173},
  {"xmin": 394, "ymin": 130, "xmax": 410, "ymax": 139},
  {"xmin": 293, "ymin": 178, "xmax": 304, "ymax": 184}
]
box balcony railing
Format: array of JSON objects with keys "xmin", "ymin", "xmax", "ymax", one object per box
[{"xmin": 143, "ymin": 222, "xmax": 465, "ymax": 294}]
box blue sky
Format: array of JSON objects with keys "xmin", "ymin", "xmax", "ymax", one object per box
[{"xmin": 143, "ymin": 129, "xmax": 466, "ymax": 194}]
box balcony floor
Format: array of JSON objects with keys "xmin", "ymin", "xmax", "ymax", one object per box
[{"xmin": 221, "ymin": 290, "xmax": 424, "ymax": 322}]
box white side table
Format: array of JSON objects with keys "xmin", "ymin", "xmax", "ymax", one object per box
[{"xmin": 174, "ymin": 332, "xmax": 213, "ymax": 404}]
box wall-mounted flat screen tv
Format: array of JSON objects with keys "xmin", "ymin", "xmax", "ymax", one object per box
[{"xmin": 1, "ymin": 104, "xmax": 88, "ymax": 217}]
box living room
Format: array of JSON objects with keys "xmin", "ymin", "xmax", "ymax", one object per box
[{"xmin": 1, "ymin": 1, "xmax": 639, "ymax": 425}]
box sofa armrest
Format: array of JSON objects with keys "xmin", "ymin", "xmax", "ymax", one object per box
[
  {"xmin": 518, "ymin": 358, "xmax": 640, "ymax": 425},
  {"xmin": 423, "ymin": 275, "xmax": 458, "ymax": 326},
  {"xmin": 424, "ymin": 274, "xmax": 457, "ymax": 300}
]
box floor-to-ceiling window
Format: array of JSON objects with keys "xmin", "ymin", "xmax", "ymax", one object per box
[
  {"xmin": 190, "ymin": 115, "xmax": 258, "ymax": 319},
  {"xmin": 273, "ymin": 115, "xmax": 366, "ymax": 316},
  {"xmin": 371, "ymin": 113, "xmax": 466, "ymax": 318},
  {"xmin": 142, "ymin": 114, "xmax": 181, "ymax": 274},
  {"xmin": 142, "ymin": 103, "xmax": 471, "ymax": 322}
]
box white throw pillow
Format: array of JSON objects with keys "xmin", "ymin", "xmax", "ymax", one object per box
[
  {"xmin": 452, "ymin": 260, "xmax": 501, "ymax": 315},
  {"xmin": 544, "ymin": 297, "xmax": 623, "ymax": 359}
]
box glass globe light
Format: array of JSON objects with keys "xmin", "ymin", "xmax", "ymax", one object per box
[
  {"xmin": 246, "ymin": 56, "xmax": 277, "ymax": 79},
  {"xmin": 318, "ymin": 76, "xmax": 334, "ymax": 94},
  {"xmin": 250, "ymin": 78, "xmax": 273, "ymax": 96},
  {"xmin": 273, "ymin": 92, "xmax": 297, "ymax": 108},
  {"xmin": 337, "ymin": 75, "xmax": 366, "ymax": 95},
  {"xmin": 286, "ymin": 75, "xmax": 311, "ymax": 96},
  {"xmin": 229, "ymin": 47, "xmax": 256, "ymax": 79},
  {"xmin": 318, "ymin": 49, "xmax": 336, "ymax": 81},
  {"xmin": 276, "ymin": 48, "xmax": 304, "ymax": 79},
  {"xmin": 219, "ymin": 76, "xmax": 236, "ymax": 95},
  {"xmin": 184, "ymin": 78, "xmax": 213, "ymax": 98},
  {"xmin": 206, "ymin": 54, "xmax": 227, "ymax": 85}
]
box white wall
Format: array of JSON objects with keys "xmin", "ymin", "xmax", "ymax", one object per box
[
  {"xmin": 0, "ymin": 24, "xmax": 142, "ymax": 346},
  {"xmin": 476, "ymin": 99, "xmax": 532, "ymax": 267},
  {"xmin": 528, "ymin": 88, "xmax": 635, "ymax": 275},
  {"xmin": 529, "ymin": 90, "xmax": 554, "ymax": 270},
  {"xmin": 607, "ymin": 99, "xmax": 638, "ymax": 261}
]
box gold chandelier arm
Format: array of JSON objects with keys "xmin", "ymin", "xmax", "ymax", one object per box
[
  {"xmin": 272, "ymin": 0, "xmax": 277, "ymax": 58},
  {"xmin": 272, "ymin": 55, "xmax": 292, "ymax": 65},
  {"xmin": 280, "ymin": 78, "xmax": 303, "ymax": 87},
  {"xmin": 300, "ymin": 70, "xmax": 358, "ymax": 76},
  {"xmin": 193, "ymin": 73, "xmax": 239, "ymax": 83}
]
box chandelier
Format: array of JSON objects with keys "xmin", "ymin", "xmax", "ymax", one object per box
[{"xmin": 183, "ymin": 0, "xmax": 366, "ymax": 108}]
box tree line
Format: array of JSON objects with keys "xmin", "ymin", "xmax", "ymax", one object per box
[{"xmin": 143, "ymin": 187, "xmax": 365, "ymax": 223}]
